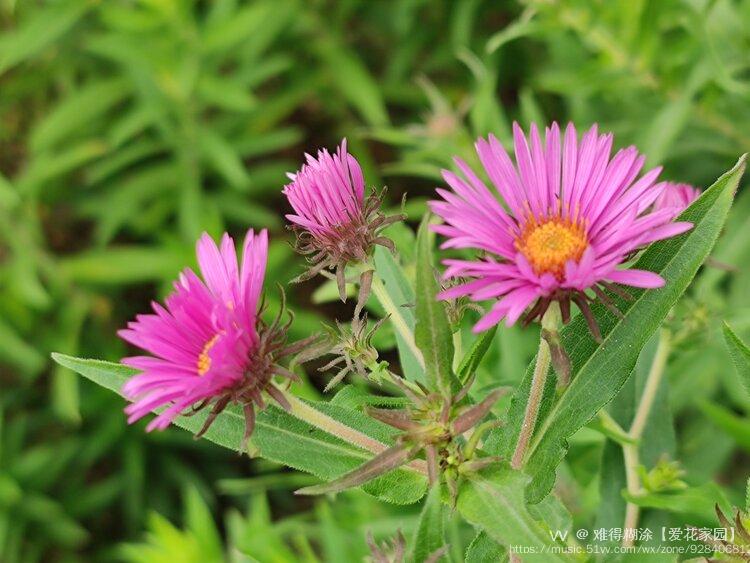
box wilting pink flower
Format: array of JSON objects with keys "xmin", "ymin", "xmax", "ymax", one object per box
[
  {"xmin": 283, "ymin": 139, "xmax": 403, "ymax": 301},
  {"xmin": 119, "ymin": 229, "xmax": 312, "ymax": 443},
  {"xmin": 430, "ymin": 123, "xmax": 693, "ymax": 336},
  {"xmin": 653, "ymin": 182, "xmax": 700, "ymax": 216}
]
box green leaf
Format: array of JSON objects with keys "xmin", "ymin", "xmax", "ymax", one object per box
[
  {"xmin": 415, "ymin": 215, "xmax": 456, "ymax": 394},
  {"xmin": 455, "ymin": 468, "xmax": 571, "ymax": 561},
  {"xmin": 197, "ymin": 74, "xmax": 256, "ymax": 112},
  {"xmin": 0, "ymin": 172, "xmax": 18, "ymax": 209},
  {"xmin": 622, "ymin": 483, "xmax": 730, "ymax": 523},
  {"xmin": 468, "ymin": 64, "xmax": 510, "ymax": 140},
  {"xmin": 58, "ymin": 246, "xmax": 187, "ymax": 284},
  {"xmin": 594, "ymin": 333, "xmax": 675, "ymax": 544},
  {"xmin": 51, "ymin": 354, "xmax": 426, "ymax": 505},
  {"xmin": 373, "ymin": 246, "xmax": 424, "ymax": 383},
  {"xmin": 457, "ymin": 326, "xmax": 497, "ymax": 383},
  {"xmin": 465, "ymin": 531, "xmax": 505, "ymax": 563},
  {"xmin": 184, "ymin": 487, "xmax": 224, "ymax": 561},
  {"xmin": 201, "ymin": 2, "xmax": 273, "ymax": 54},
  {"xmin": 295, "ymin": 442, "xmax": 416, "ymax": 496},
  {"xmin": 485, "ymin": 17, "xmax": 539, "ymax": 54},
  {"xmin": 491, "ymin": 155, "xmax": 746, "ymax": 503},
  {"xmin": 695, "ymin": 184, "xmax": 750, "ymax": 295},
  {"xmin": 699, "ymin": 401, "xmax": 750, "ymax": 453},
  {"xmin": 30, "ymin": 78, "xmax": 130, "ymax": 152},
  {"xmin": 528, "ymin": 493, "xmax": 573, "ymax": 539},
  {"xmin": 316, "ymin": 502, "xmax": 354, "ymax": 563},
  {"xmin": 722, "ymin": 322, "xmax": 750, "ymax": 399},
  {"xmin": 639, "ymin": 60, "xmax": 711, "ymax": 167},
  {"xmin": 316, "ymin": 39, "xmax": 389, "ymax": 127},
  {"xmin": 412, "ymin": 486, "xmax": 446, "ymax": 563},
  {"xmin": 0, "ymin": 317, "xmax": 45, "ymax": 375},
  {"xmin": 18, "ymin": 140, "xmax": 109, "ymax": 194},
  {"xmin": 0, "ymin": 1, "xmax": 90, "ymax": 74},
  {"xmin": 330, "ymin": 386, "xmax": 409, "ymax": 410},
  {"xmin": 200, "ymin": 130, "xmax": 252, "ymax": 191}
]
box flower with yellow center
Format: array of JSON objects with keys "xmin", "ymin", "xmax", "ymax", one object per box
[
  {"xmin": 515, "ymin": 217, "xmax": 588, "ymax": 280},
  {"xmin": 430, "ymin": 122, "xmax": 694, "ymax": 335}
]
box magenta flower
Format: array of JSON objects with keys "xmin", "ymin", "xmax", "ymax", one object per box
[
  {"xmin": 119, "ymin": 229, "xmax": 310, "ymax": 443},
  {"xmin": 430, "ymin": 123, "xmax": 693, "ymax": 336},
  {"xmin": 653, "ymin": 182, "xmax": 700, "ymax": 216},
  {"xmin": 283, "ymin": 139, "xmax": 403, "ymax": 300}
]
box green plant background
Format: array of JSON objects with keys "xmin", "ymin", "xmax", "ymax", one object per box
[{"xmin": 1, "ymin": 0, "xmax": 749, "ymax": 561}]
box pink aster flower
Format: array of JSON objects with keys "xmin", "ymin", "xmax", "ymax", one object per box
[
  {"xmin": 430, "ymin": 122, "xmax": 693, "ymax": 337},
  {"xmin": 283, "ymin": 139, "xmax": 403, "ymax": 301},
  {"xmin": 118, "ymin": 229, "xmax": 315, "ymax": 444},
  {"xmin": 653, "ymin": 182, "xmax": 700, "ymax": 216}
]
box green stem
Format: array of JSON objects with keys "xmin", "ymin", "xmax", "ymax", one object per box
[
  {"xmin": 452, "ymin": 329, "xmax": 463, "ymax": 372},
  {"xmin": 367, "ymin": 268, "xmax": 425, "ymax": 371},
  {"xmin": 280, "ymin": 390, "xmax": 428, "ymax": 476},
  {"xmin": 622, "ymin": 327, "xmax": 672, "ymax": 547},
  {"xmin": 511, "ymin": 303, "xmax": 561, "ymax": 470}
]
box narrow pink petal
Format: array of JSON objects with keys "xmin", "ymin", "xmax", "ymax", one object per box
[
  {"xmin": 240, "ymin": 228, "xmax": 268, "ymax": 329},
  {"xmin": 606, "ymin": 269, "xmax": 665, "ymax": 288}
]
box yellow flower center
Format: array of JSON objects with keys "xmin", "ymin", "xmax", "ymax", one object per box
[
  {"xmin": 197, "ymin": 334, "xmax": 221, "ymax": 376},
  {"xmin": 515, "ymin": 216, "xmax": 588, "ymax": 280}
]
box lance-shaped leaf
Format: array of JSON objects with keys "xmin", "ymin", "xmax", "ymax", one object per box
[
  {"xmin": 699, "ymin": 401, "xmax": 750, "ymax": 453},
  {"xmin": 723, "ymin": 322, "xmax": 750, "ymax": 399},
  {"xmin": 366, "ymin": 407, "xmax": 417, "ymax": 431},
  {"xmin": 489, "ymin": 155, "xmax": 746, "ymax": 503},
  {"xmin": 295, "ymin": 443, "xmax": 418, "ymax": 496},
  {"xmin": 373, "ymin": 245, "xmax": 425, "ymax": 383},
  {"xmin": 455, "ymin": 467, "xmax": 572, "ymax": 562},
  {"xmin": 594, "ymin": 332, "xmax": 676, "ymax": 546},
  {"xmin": 412, "ymin": 485, "xmax": 447, "ymax": 563},
  {"xmin": 452, "ymin": 388, "xmax": 505, "ymax": 435},
  {"xmin": 51, "ymin": 354, "xmax": 427, "ymax": 504},
  {"xmin": 622, "ymin": 483, "xmax": 731, "ymax": 522},
  {"xmin": 457, "ymin": 326, "xmax": 497, "ymax": 384},
  {"xmin": 415, "ymin": 214, "xmax": 458, "ymax": 395}
]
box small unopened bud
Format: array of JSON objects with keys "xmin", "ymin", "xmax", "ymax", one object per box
[
  {"xmin": 320, "ymin": 314, "xmax": 388, "ymax": 391},
  {"xmin": 638, "ymin": 457, "xmax": 687, "ymax": 493},
  {"xmin": 284, "ymin": 140, "xmax": 404, "ymax": 300}
]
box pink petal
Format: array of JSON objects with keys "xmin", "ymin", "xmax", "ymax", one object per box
[{"xmin": 606, "ymin": 269, "xmax": 665, "ymax": 288}]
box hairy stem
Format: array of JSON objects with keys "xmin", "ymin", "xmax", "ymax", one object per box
[
  {"xmin": 280, "ymin": 390, "xmax": 428, "ymax": 475},
  {"xmin": 511, "ymin": 303, "xmax": 561, "ymax": 470},
  {"xmin": 622, "ymin": 327, "xmax": 672, "ymax": 547}
]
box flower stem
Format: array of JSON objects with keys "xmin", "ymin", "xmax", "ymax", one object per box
[
  {"xmin": 622, "ymin": 327, "xmax": 671, "ymax": 547},
  {"xmin": 280, "ymin": 390, "xmax": 428, "ymax": 476},
  {"xmin": 367, "ymin": 268, "xmax": 426, "ymax": 371},
  {"xmin": 511, "ymin": 303, "xmax": 561, "ymax": 470},
  {"xmin": 452, "ymin": 329, "xmax": 463, "ymax": 372}
]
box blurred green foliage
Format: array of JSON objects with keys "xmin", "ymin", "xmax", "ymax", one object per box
[{"xmin": 1, "ymin": 0, "xmax": 750, "ymax": 560}]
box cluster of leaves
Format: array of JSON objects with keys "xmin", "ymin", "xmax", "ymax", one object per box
[{"xmin": 2, "ymin": 0, "xmax": 750, "ymax": 561}]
